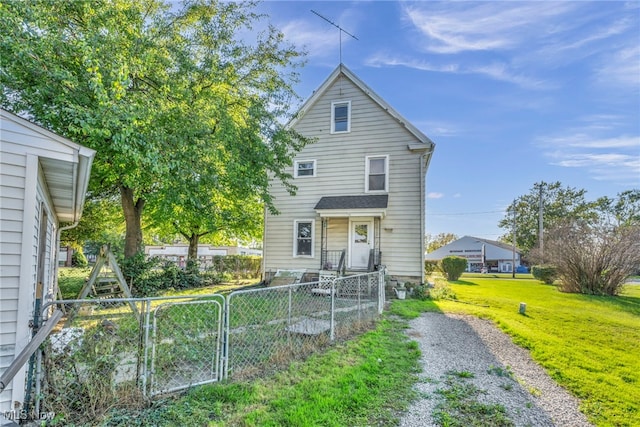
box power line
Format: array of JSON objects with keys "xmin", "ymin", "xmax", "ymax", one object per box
[{"xmin": 427, "ymin": 210, "xmax": 505, "ymax": 216}]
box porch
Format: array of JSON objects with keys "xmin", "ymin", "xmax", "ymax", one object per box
[{"xmin": 315, "ymin": 194, "xmax": 387, "ymax": 277}]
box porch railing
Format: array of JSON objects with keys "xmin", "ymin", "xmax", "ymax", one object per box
[
  {"xmin": 367, "ymin": 249, "xmax": 382, "ymax": 272},
  {"xmin": 320, "ymin": 249, "xmax": 346, "ymax": 273}
]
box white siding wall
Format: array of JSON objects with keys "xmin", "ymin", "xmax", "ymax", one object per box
[
  {"xmin": 0, "ymin": 150, "xmax": 26, "ymax": 410},
  {"xmin": 265, "ymin": 75, "xmax": 426, "ymax": 280},
  {"xmin": 0, "ymin": 123, "xmax": 63, "ymax": 412}
]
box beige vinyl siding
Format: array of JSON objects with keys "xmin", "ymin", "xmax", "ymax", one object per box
[{"xmin": 265, "ymin": 74, "xmax": 427, "ymax": 279}]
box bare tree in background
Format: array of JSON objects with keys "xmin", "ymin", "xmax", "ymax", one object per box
[{"xmin": 533, "ymin": 220, "xmax": 640, "ymax": 296}]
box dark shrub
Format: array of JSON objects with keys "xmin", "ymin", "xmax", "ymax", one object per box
[
  {"xmin": 441, "ymin": 256, "xmax": 467, "ymax": 281},
  {"xmin": 532, "ymin": 265, "xmax": 558, "ymax": 284}
]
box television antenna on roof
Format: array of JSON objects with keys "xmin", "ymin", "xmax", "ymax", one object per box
[{"xmin": 311, "ymin": 10, "xmax": 358, "ymax": 64}]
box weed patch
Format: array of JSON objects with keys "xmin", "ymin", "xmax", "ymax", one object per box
[{"xmin": 432, "ymin": 372, "xmax": 513, "ymax": 427}]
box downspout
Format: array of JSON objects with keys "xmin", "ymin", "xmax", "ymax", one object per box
[
  {"xmin": 420, "ymin": 155, "xmax": 425, "ymax": 284},
  {"xmin": 31, "ymin": 220, "xmax": 80, "ymax": 416},
  {"xmin": 420, "ymin": 147, "xmax": 434, "ymax": 284},
  {"xmin": 262, "ymin": 205, "xmax": 268, "ymax": 283}
]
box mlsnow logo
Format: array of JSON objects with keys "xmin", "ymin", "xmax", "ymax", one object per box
[{"xmin": 3, "ymin": 410, "xmax": 55, "ymax": 421}]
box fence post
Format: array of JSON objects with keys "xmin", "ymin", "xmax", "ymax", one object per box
[
  {"xmin": 378, "ymin": 269, "xmax": 385, "ymax": 314},
  {"xmin": 141, "ymin": 299, "xmax": 153, "ymax": 396},
  {"xmin": 223, "ymin": 294, "xmax": 231, "ymax": 380},
  {"xmin": 330, "ymin": 280, "xmax": 336, "ymax": 341}
]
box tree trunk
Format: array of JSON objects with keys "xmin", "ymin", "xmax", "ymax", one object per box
[
  {"xmin": 120, "ymin": 186, "xmax": 145, "ymax": 258},
  {"xmin": 188, "ymin": 232, "xmax": 199, "ymax": 261}
]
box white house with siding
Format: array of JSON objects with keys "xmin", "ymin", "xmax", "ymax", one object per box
[
  {"xmin": 0, "ymin": 109, "xmax": 95, "ymax": 413},
  {"xmin": 263, "ymin": 64, "xmax": 435, "ymax": 284},
  {"xmin": 425, "ymin": 235, "xmax": 522, "ymax": 273}
]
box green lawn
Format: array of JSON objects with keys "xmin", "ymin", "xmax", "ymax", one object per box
[{"xmin": 396, "ymin": 274, "xmax": 640, "ymax": 427}]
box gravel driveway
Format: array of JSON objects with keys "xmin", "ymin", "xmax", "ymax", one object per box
[{"xmin": 400, "ymin": 312, "xmax": 593, "ymax": 427}]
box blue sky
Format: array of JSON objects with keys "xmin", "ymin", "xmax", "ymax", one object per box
[{"xmin": 257, "ymin": 1, "xmax": 640, "ymax": 240}]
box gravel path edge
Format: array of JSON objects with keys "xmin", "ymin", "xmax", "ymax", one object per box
[{"xmin": 399, "ymin": 312, "xmax": 592, "ymax": 427}]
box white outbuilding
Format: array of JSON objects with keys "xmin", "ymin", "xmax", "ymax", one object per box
[
  {"xmin": 425, "ymin": 235, "xmax": 522, "ymax": 273},
  {"xmin": 0, "ymin": 109, "xmax": 95, "ymax": 414}
]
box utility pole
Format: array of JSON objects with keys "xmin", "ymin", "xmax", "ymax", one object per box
[
  {"xmin": 538, "ymin": 182, "xmax": 544, "ymax": 261},
  {"xmin": 512, "ymin": 207, "xmax": 517, "ymax": 278}
]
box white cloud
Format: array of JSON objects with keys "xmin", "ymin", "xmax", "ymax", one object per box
[
  {"xmin": 595, "ymin": 43, "xmax": 640, "ymax": 88},
  {"xmin": 541, "ymin": 129, "xmax": 640, "ymax": 185},
  {"xmin": 398, "ymin": 2, "xmax": 639, "ymax": 91},
  {"xmin": 280, "ymin": 20, "xmax": 336, "ymax": 58},
  {"xmin": 549, "ymin": 152, "xmax": 640, "ymax": 184},
  {"xmin": 427, "ymin": 192, "xmax": 444, "ymax": 199},
  {"xmin": 366, "ymin": 54, "xmax": 552, "ymax": 90},
  {"xmin": 545, "ymin": 134, "xmax": 640, "ymax": 149},
  {"xmin": 402, "ymin": 2, "xmax": 575, "ymax": 54},
  {"xmin": 417, "ymin": 120, "xmax": 462, "ymax": 137}
]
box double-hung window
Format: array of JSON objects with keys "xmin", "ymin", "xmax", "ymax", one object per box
[
  {"xmin": 293, "ymin": 219, "xmax": 314, "ymax": 257},
  {"xmin": 365, "ymin": 155, "xmax": 389, "ymax": 192},
  {"xmin": 331, "ymin": 101, "xmax": 351, "ymax": 133},
  {"xmin": 294, "ymin": 160, "xmax": 316, "ymax": 178}
]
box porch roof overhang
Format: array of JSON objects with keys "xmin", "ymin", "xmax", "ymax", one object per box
[{"xmin": 314, "ymin": 195, "xmax": 388, "ymax": 218}]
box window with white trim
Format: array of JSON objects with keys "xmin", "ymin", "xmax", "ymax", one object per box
[
  {"xmin": 294, "ymin": 159, "xmax": 316, "ymax": 178},
  {"xmin": 293, "ymin": 219, "xmax": 314, "ymax": 257},
  {"xmin": 365, "ymin": 155, "xmax": 388, "ymax": 192},
  {"xmin": 331, "ymin": 101, "xmax": 351, "ymax": 133}
]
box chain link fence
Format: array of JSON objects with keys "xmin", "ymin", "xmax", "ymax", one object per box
[
  {"xmin": 32, "ymin": 271, "xmax": 384, "ymax": 423},
  {"xmin": 225, "ymin": 271, "xmax": 384, "ymax": 380}
]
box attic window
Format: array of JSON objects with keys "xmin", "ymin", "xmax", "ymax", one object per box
[{"xmin": 331, "ymin": 101, "xmax": 351, "ymax": 133}]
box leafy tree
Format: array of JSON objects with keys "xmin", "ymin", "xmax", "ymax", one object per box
[
  {"xmin": 425, "ymin": 233, "xmax": 458, "ymax": 253},
  {"xmin": 500, "ymin": 182, "xmax": 601, "ymax": 256},
  {"xmin": 533, "ymin": 220, "xmax": 640, "ymax": 295},
  {"xmin": 594, "ymin": 189, "xmax": 640, "ymax": 227},
  {"xmin": 440, "ymin": 256, "xmax": 467, "ymax": 281},
  {"xmin": 61, "ymin": 196, "xmax": 126, "ymax": 255},
  {"xmin": 0, "ymin": 0, "xmax": 308, "ymax": 259}
]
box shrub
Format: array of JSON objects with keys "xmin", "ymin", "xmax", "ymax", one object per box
[
  {"xmin": 411, "ymin": 284, "xmax": 430, "ymax": 300},
  {"xmin": 531, "ymin": 265, "xmax": 558, "ymax": 284},
  {"xmin": 71, "ymin": 250, "xmax": 88, "ymax": 267},
  {"xmin": 440, "ymin": 256, "xmax": 467, "ymax": 281},
  {"xmin": 541, "ymin": 221, "xmax": 640, "ymax": 295},
  {"xmin": 120, "ymin": 253, "xmax": 163, "ymax": 297},
  {"xmin": 424, "ymin": 260, "xmax": 439, "ymax": 276}
]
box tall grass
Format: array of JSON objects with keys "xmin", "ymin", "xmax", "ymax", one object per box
[
  {"xmin": 102, "ymin": 319, "xmax": 421, "ymax": 426},
  {"xmin": 416, "ymin": 275, "xmax": 640, "ymax": 427}
]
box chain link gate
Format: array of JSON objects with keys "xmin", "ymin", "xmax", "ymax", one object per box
[
  {"xmin": 146, "ymin": 296, "xmax": 225, "ymax": 396},
  {"xmin": 35, "ymin": 271, "xmax": 384, "ymax": 423}
]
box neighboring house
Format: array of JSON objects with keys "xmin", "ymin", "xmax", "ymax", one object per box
[
  {"xmin": 145, "ymin": 244, "xmax": 262, "ymax": 258},
  {"xmin": 263, "ymin": 64, "xmax": 435, "ymax": 284},
  {"xmin": 0, "ymin": 109, "xmax": 95, "ymax": 413},
  {"xmin": 425, "ymin": 235, "xmax": 522, "ymax": 273},
  {"xmin": 144, "ymin": 244, "xmax": 262, "ymax": 267}
]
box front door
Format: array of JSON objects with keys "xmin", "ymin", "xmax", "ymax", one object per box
[{"xmin": 350, "ymin": 220, "xmax": 373, "ymax": 269}]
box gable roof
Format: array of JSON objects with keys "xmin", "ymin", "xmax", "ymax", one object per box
[
  {"xmin": 288, "ymin": 64, "xmax": 435, "ymax": 153},
  {"xmin": 469, "ymin": 236, "xmax": 521, "ymax": 254},
  {"xmin": 1, "ymin": 108, "xmax": 95, "ymax": 222}
]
